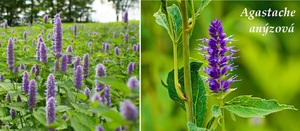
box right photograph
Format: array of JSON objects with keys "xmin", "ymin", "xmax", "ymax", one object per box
[{"xmin": 141, "ymin": 1, "xmax": 300, "ymax": 131}]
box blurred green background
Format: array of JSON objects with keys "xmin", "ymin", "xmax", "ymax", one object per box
[{"xmin": 141, "ymin": 1, "xmax": 300, "ymax": 131}]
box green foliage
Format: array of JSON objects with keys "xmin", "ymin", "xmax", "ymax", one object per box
[
  {"xmin": 224, "ymin": 95, "xmax": 297, "ymax": 118},
  {"xmin": 187, "ymin": 121, "xmax": 210, "ymax": 131},
  {"xmin": 0, "ymin": 20, "xmax": 139, "ymax": 130},
  {"xmin": 165, "ymin": 61, "xmax": 207, "ymax": 127}
]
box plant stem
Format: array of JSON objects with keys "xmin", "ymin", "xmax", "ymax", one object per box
[
  {"xmin": 220, "ymin": 94, "xmax": 226, "ymax": 131},
  {"xmin": 179, "ymin": 0, "xmax": 193, "ymax": 125},
  {"xmin": 18, "ymin": 112, "xmax": 24, "ymax": 128}
]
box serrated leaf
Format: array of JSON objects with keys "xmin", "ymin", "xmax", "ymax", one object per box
[
  {"xmin": 166, "ymin": 61, "xmax": 207, "ymax": 127},
  {"xmin": 56, "ymin": 105, "xmax": 72, "ymax": 112},
  {"xmin": 187, "ymin": 121, "xmax": 208, "ymax": 131},
  {"xmin": 7, "ymin": 102, "xmax": 27, "ymax": 112},
  {"xmin": 153, "ymin": 4, "xmax": 182, "ymax": 42},
  {"xmin": 33, "ymin": 110, "xmax": 46, "ymax": 126},
  {"xmin": 76, "ymin": 93, "xmax": 87, "ymax": 101},
  {"xmin": 102, "ymin": 110, "xmax": 130, "ymax": 125},
  {"xmin": 195, "ymin": 0, "xmax": 211, "ymax": 19},
  {"xmin": 224, "ymin": 95, "xmax": 297, "ymax": 118},
  {"xmin": 70, "ymin": 118, "xmax": 89, "ymax": 131}
]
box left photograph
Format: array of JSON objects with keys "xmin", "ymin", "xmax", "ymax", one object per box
[{"xmin": 0, "ymin": 0, "xmax": 140, "ymax": 130}]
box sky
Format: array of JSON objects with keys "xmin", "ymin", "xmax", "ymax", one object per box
[{"xmin": 91, "ymin": 0, "xmax": 140, "ymax": 22}]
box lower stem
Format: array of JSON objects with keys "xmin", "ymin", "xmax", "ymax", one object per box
[
  {"xmin": 19, "ymin": 112, "xmax": 24, "ymax": 128},
  {"xmin": 220, "ymin": 96, "xmax": 225, "ymax": 131}
]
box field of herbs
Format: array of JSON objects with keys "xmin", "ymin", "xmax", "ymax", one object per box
[{"xmin": 0, "ymin": 14, "xmax": 139, "ymax": 130}]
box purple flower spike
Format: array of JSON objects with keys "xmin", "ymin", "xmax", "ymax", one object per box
[
  {"xmin": 200, "ymin": 19, "xmax": 239, "ymax": 93},
  {"xmin": 10, "ymin": 109, "xmax": 16, "ymax": 120},
  {"xmin": 62, "ymin": 113, "xmax": 67, "ymax": 120},
  {"xmin": 66, "ymin": 45, "xmax": 73, "ymax": 64},
  {"xmin": 13, "ymin": 66, "xmax": 19, "ymax": 74},
  {"xmin": 95, "ymin": 64, "xmax": 106, "ymax": 77},
  {"xmin": 23, "ymin": 46, "xmax": 27, "ymax": 51},
  {"xmin": 28, "ymin": 80, "xmax": 37, "ymax": 111},
  {"xmin": 7, "ymin": 38, "xmax": 14, "ymax": 71},
  {"xmin": 83, "ymin": 54, "xmax": 89, "ymax": 78},
  {"xmin": 123, "ymin": 10, "xmax": 128, "ymax": 24},
  {"xmin": 113, "ymin": 32, "xmax": 117, "ymax": 39},
  {"xmin": 127, "ymin": 62, "xmax": 134, "ymax": 75},
  {"xmin": 20, "ymin": 64, "xmax": 26, "ymax": 70},
  {"xmin": 61, "ymin": 54, "xmax": 68, "ymax": 74},
  {"xmin": 54, "ymin": 60, "xmax": 59, "ymax": 72},
  {"xmin": 127, "ymin": 76, "xmax": 139, "ymax": 90},
  {"xmin": 4, "ymin": 21, "xmax": 8, "ymax": 29},
  {"xmin": 44, "ymin": 15, "xmax": 48, "ymax": 23},
  {"xmin": 46, "ymin": 74, "xmax": 56, "ymax": 100},
  {"xmin": 23, "ymin": 31, "xmax": 27, "ymax": 40},
  {"xmin": 96, "ymin": 125, "xmax": 104, "ymax": 131},
  {"xmin": 120, "ymin": 100, "xmax": 138, "ymax": 122},
  {"xmin": 114, "ymin": 47, "xmax": 120, "ymax": 56},
  {"xmin": 54, "ymin": 14, "xmax": 62, "ymax": 58},
  {"xmin": 39, "ymin": 42, "xmax": 48, "ymax": 63},
  {"xmin": 74, "ymin": 56, "xmax": 81, "ymax": 69},
  {"xmin": 125, "ymin": 33, "xmax": 129, "ymax": 44},
  {"xmin": 92, "ymin": 93, "xmax": 102, "ymax": 104},
  {"xmin": 36, "ymin": 40, "xmax": 41, "ymax": 60},
  {"xmin": 6, "ymin": 94, "xmax": 11, "ymax": 103},
  {"xmin": 74, "ymin": 23, "xmax": 77, "ymax": 36},
  {"xmin": 46, "ymin": 97, "xmax": 56, "ymax": 126},
  {"xmin": 102, "ymin": 86, "xmax": 111, "ymax": 107},
  {"xmin": 0, "ymin": 75, "xmax": 3, "ymax": 82},
  {"xmin": 30, "ymin": 65, "xmax": 36, "ymax": 74},
  {"xmin": 35, "ymin": 65, "xmax": 40, "ymax": 77},
  {"xmin": 74, "ymin": 65, "xmax": 83, "ymax": 89},
  {"xmin": 22, "ymin": 71, "xmax": 30, "ymax": 93},
  {"xmin": 84, "ymin": 87, "xmax": 90, "ymax": 99}
]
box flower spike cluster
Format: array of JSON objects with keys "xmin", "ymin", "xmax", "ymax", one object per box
[{"xmin": 200, "ymin": 19, "xmax": 238, "ymax": 93}]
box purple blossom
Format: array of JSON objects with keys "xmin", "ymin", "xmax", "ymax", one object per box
[
  {"xmin": 44, "ymin": 15, "xmax": 48, "ymax": 23},
  {"xmin": 123, "ymin": 10, "xmax": 128, "ymax": 24},
  {"xmin": 74, "ymin": 56, "xmax": 81, "ymax": 69},
  {"xmin": 95, "ymin": 125, "xmax": 104, "ymax": 131},
  {"xmin": 120, "ymin": 100, "xmax": 138, "ymax": 122},
  {"xmin": 35, "ymin": 65, "xmax": 40, "ymax": 77},
  {"xmin": 92, "ymin": 93, "xmax": 102, "ymax": 104},
  {"xmin": 6, "ymin": 94, "xmax": 11, "ymax": 103},
  {"xmin": 74, "ymin": 65, "xmax": 83, "ymax": 89},
  {"xmin": 54, "ymin": 60, "xmax": 59, "ymax": 72},
  {"xmin": 113, "ymin": 31, "xmax": 117, "ymax": 39},
  {"xmin": 127, "ymin": 62, "xmax": 135, "ymax": 75},
  {"xmin": 84, "ymin": 87, "xmax": 90, "ymax": 99},
  {"xmin": 74, "ymin": 23, "xmax": 77, "ymax": 36},
  {"xmin": 20, "ymin": 64, "xmax": 26, "ymax": 70},
  {"xmin": 17, "ymin": 95, "xmax": 22, "ymax": 102},
  {"xmin": 36, "ymin": 38, "xmax": 42, "ymax": 60},
  {"xmin": 114, "ymin": 47, "xmax": 120, "ymax": 56},
  {"xmin": 54, "ymin": 14, "xmax": 62, "ymax": 58},
  {"xmin": 23, "ymin": 46, "xmax": 27, "ymax": 51},
  {"xmin": 127, "ymin": 76, "xmax": 139, "ymax": 90},
  {"xmin": 23, "ymin": 31, "xmax": 27, "ymax": 40},
  {"xmin": 83, "ymin": 54, "xmax": 89, "ymax": 78},
  {"xmin": 95, "ymin": 64, "xmax": 106, "ymax": 92},
  {"xmin": 0, "ymin": 75, "xmax": 3, "ymax": 82},
  {"xmin": 13, "ymin": 66, "xmax": 19, "ymax": 74},
  {"xmin": 10, "ymin": 109, "xmax": 16, "ymax": 120},
  {"xmin": 66, "ymin": 45, "xmax": 73, "ymax": 64},
  {"xmin": 30, "ymin": 65, "xmax": 36, "ymax": 74},
  {"xmin": 28, "ymin": 80, "xmax": 37, "ymax": 111},
  {"xmin": 61, "ymin": 54, "xmax": 68, "ymax": 74},
  {"xmin": 39, "ymin": 42, "xmax": 48, "ymax": 63},
  {"xmin": 46, "ymin": 74, "xmax": 56, "ymax": 100},
  {"xmin": 200, "ymin": 19, "xmax": 238, "ymax": 93},
  {"xmin": 46, "ymin": 97, "xmax": 56, "ymax": 126},
  {"xmin": 102, "ymin": 86, "xmax": 111, "ymax": 107},
  {"xmin": 62, "ymin": 113, "xmax": 67, "ymax": 120},
  {"xmin": 22, "ymin": 71, "xmax": 30, "ymax": 93},
  {"xmin": 7, "ymin": 38, "xmax": 14, "ymax": 71}
]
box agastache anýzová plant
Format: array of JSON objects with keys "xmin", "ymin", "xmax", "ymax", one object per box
[{"xmin": 154, "ymin": 1, "xmax": 296, "ymax": 131}]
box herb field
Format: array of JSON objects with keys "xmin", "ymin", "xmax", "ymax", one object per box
[{"xmin": 0, "ymin": 15, "xmax": 139, "ymax": 130}]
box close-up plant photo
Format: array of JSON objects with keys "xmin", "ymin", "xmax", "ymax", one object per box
[
  {"xmin": 142, "ymin": 0, "xmax": 300, "ymax": 131},
  {"xmin": 0, "ymin": 0, "xmax": 139, "ymax": 130}
]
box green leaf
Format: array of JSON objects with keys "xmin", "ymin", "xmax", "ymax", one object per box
[
  {"xmin": 224, "ymin": 95, "xmax": 297, "ymax": 118},
  {"xmin": 166, "ymin": 62, "xmax": 207, "ymax": 127},
  {"xmin": 56, "ymin": 105, "xmax": 72, "ymax": 112},
  {"xmin": 95, "ymin": 77, "xmax": 131, "ymax": 95},
  {"xmin": 212, "ymin": 105, "xmax": 221, "ymax": 118},
  {"xmin": 153, "ymin": 4, "xmax": 182, "ymax": 42},
  {"xmin": 195, "ymin": 0, "xmax": 211, "ymax": 19},
  {"xmin": 76, "ymin": 93, "xmax": 87, "ymax": 101},
  {"xmin": 7, "ymin": 102, "xmax": 27, "ymax": 112},
  {"xmin": 33, "ymin": 109, "xmax": 47, "ymax": 126},
  {"xmin": 187, "ymin": 121, "xmax": 208, "ymax": 131},
  {"xmin": 70, "ymin": 117, "xmax": 89, "ymax": 131},
  {"xmin": 101, "ymin": 110, "xmax": 130, "ymax": 125}
]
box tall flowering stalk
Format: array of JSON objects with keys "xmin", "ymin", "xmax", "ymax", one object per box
[
  {"xmin": 127, "ymin": 76, "xmax": 139, "ymax": 90},
  {"xmin": 46, "ymin": 74, "xmax": 56, "ymax": 100},
  {"xmin": 74, "ymin": 56, "xmax": 81, "ymax": 69},
  {"xmin": 66, "ymin": 45, "xmax": 73, "ymax": 64},
  {"xmin": 120, "ymin": 100, "xmax": 138, "ymax": 122},
  {"xmin": 22, "ymin": 71, "xmax": 30, "ymax": 93},
  {"xmin": 46, "ymin": 97, "xmax": 56, "ymax": 131},
  {"xmin": 7, "ymin": 38, "xmax": 14, "ymax": 71},
  {"xmin": 200, "ymin": 19, "xmax": 238, "ymax": 93},
  {"xmin": 39, "ymin": 42, "xmax": 48, "ymax": 63},
  {"xmin": 54, "ymin": 14, "xmax": 62, "ymax": 58},
  {"xmin": 44, "ymin": 15, "xmax": 48, "ymax": 23},
  {"xmin": 61, "ymin": 54, "xmax": 68, "ymax": 74},
  {"xmin": 28, "ymin": 80, "xmax": 37, "ymax": 111},
  {"xmin": 74, "ymin": 65, "xmax": 83, "ymax": 89},
  {"xmin": 83, "ymin": 54, "xmax": 89, "ymax": 78},
  {"xmin": 95, "ymin": 64, "xmax": 106, "ymax": 92},
  {"xmin": 74, "ymin": 23, "xmax": 77, "ymax": 36}
]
